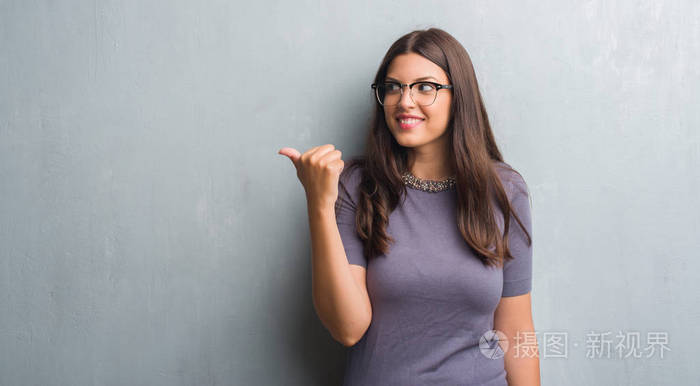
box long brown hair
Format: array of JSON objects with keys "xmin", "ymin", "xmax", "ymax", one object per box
[{"xmin": 337, "ymin": 27, "xmax": 531, "ymax": 268}]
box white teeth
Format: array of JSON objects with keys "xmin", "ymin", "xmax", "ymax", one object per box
[{"xmin": 399, "ymin": 118, "xmax": 423, "ymax": 124}]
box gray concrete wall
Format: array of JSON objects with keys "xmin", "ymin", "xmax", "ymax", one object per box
[{"xmin": 1, "ymin": 1, "xmax": 698, "ymax": 384}]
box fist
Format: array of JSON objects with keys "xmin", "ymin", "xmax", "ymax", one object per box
[{"xmin": 278, "ymin": 144, "xmax": 345, "ymax": 209}]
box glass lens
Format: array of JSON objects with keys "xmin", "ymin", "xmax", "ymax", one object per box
[
  {"xmin": 378, "ymin": 82, "xmax": 401, "ymax": 106},
  {"xmin": 377, "ymin": 82, "xmax": 437, "ymax": 106},
  {"xmin": 411, "ymin": 82, "xmax": 437, "ymax": 106}
]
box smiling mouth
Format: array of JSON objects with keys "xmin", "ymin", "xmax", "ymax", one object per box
[{"xmin": 397, "ymin": 118, "xmax": 424, "ymax": 129}]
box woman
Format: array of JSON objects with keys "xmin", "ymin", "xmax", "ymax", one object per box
[{"xmin": 279, "ymin": 28, "xmax": 540, "ymax": 386}]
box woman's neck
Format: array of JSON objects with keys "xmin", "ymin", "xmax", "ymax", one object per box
[{"xmin": 407, "ymin": 150, "xmax": 454, "ymax": 181}]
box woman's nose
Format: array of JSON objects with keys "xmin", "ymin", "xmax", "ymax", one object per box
[{"xmin": 398, "ymin": 86, "xmax": 416, "ymax": 107}]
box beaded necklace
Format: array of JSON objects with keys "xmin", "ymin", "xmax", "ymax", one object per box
[{"xmin": 401, "ymin": 171, "xmax": 456, "ymax": 193}]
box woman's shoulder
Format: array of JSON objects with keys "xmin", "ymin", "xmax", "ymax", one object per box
[
  {"xmin": 492, "ymin": 160, "xmax": 529, "ymax": 198},
  {"xmin": 339, "ymin": 156, "xmax": 365, "ymax": 186},
  {"xmin": 337, "ymin": 156, "xmax": 366, "ymax": 204}
]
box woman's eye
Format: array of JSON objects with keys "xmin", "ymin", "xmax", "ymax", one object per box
[{"xmin": 417, "ymin": 83, "xmax": 435, "ymax": 92}]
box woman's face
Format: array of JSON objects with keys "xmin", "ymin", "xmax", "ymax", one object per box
[{"xmin": 382, "ymin": 52, "xmax": 453, "ymax": 151}]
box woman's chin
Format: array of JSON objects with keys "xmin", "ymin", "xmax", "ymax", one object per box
[
  {"xmin": 394, "ymin": 137, "xmax": 421, "ymax": 148},
  {"xmin": 391, "ymin": 130, "xmax": 413, "ymax": 144}
]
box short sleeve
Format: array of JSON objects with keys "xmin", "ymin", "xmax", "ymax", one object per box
[
  {"xmin": 334, "ymin": 167, "xmax": 368, "ymax": 268},
  {"xmin": 501, "ymin": 174, "xmax": 533, "ymax": 297}
]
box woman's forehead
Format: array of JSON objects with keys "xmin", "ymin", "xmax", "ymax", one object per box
[
  {"xmin": 386, "ymin": 54, "xmax": 448, "ymax": 82},
  {"xmin": 385, "ymin": 75, "xmax": 440, "ymax": 82}
]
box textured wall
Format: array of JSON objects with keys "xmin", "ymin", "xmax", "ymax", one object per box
[{"xmin": 1, "ymin": 1, "xmax": 698, "ymax": 385}]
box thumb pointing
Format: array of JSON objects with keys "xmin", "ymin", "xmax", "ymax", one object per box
[{"xmin": 278, "ymin": 147, "xmax": 301, "ymax": 168}]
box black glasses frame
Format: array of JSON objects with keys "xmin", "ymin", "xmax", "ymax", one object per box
[{"xmin": 371, "ymin": 81, "xmax": 453, "ymax": 106}]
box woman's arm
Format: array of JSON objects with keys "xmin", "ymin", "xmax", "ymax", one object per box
[
  {"xmin": 308, "ymin": 203, "xmax": 372, "ymax": 347},
  {"xmin": 279, "ymin": 144, "xmax": 372, "ymax": 347},
  {"xmin": 494, "ymin": 292, "xmax": 541, "ymax": 386}
]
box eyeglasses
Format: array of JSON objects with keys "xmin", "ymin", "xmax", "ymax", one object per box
[{"xmin": 371, "ymin": 81, "xmax": 453, "ymax": 106}]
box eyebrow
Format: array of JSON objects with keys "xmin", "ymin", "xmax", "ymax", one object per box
[{"xmin": 384, "ymin": 76, "xmax": 440, "ymax": 82}]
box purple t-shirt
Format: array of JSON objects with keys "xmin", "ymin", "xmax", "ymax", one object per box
[{"xmin": 335, "ymin": 161, "xmax": 533, "ymax": 386}]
